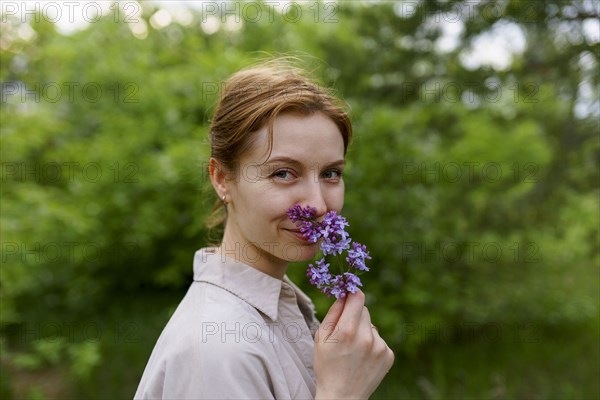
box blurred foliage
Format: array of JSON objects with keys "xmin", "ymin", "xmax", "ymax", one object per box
[{"xmin": 1, "ymin": 0, "xmax": 599, "ymax": 398}]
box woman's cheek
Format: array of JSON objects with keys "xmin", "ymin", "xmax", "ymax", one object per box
[{"xmin": 329, "ymin": 184, "xmax": 345, "ymax": 212}]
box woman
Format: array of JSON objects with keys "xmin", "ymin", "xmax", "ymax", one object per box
[{"xmin": 135, "ymin": 59, "xmax": 394, "ymax": 399}]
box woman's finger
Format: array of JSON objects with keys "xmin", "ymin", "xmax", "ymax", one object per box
[
  {"xmin": 336, "ymin": 290, "xmax": 366, "ymax": 331},
  {"xmin": 317, "ymin": 296, "xmax": 346, "ymax": 341}
]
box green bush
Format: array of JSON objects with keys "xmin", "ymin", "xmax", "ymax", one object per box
[{"xmin": 1, "ymin": 1, "xmax": 598, "ymax": 398}]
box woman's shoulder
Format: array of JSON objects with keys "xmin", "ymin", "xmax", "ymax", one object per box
[
  {"xmin": 163, "ymin": 281, "xmax": 269, "ymax": 341},
  {"xmin": 134, "ymin": 282, "xmax": 278, "ymax": 400}
]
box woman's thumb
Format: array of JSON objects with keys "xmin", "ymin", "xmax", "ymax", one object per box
[{"xmin": 317, "ymin": 297, "xmax": 346, "ymax": 341}]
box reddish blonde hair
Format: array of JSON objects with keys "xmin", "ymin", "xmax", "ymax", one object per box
[{"xmin": 206, "ymin": 59, "xmax": 352, "ymax": 228}]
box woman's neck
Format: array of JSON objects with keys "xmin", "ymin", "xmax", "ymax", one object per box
[{"xmin": 218, "ymin": 230, "xmax": 288, "ymax": 280}]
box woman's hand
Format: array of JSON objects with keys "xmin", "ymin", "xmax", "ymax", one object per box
[{"xmin": 313, "ymin": 290, "xmax": 395, "ymax": 399}]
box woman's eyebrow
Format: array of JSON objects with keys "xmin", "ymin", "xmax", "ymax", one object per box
[
  {"xmin": 262, "ymin": 156, "xmax": 302, "ymax": 166},
  {"xmin": 323, "ymin": 160, "xmax": 346, "ymax": 169},
  {"xmin": 262, "ymin": 157, "xmax": 345, "ymax": 169}
]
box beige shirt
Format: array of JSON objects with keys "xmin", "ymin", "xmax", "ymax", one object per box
[{"xmin": 134, "ymin": 247, "xmax": 321, "ymax": 400}]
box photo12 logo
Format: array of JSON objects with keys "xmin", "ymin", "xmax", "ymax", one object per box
[
  {"xmin": 198, "ymin": 1, "xmax": 339, "ymax": 24},
  {"xmin": 1, "ymin": 81, "xmax": 139, "ymax": 104},
  {"xmin": 0, "ymin": 2, "xmax": 141, "ymax": 24},
  {"xmin": 2, "ymin": 161, "xmax": 139, "ymax": 183},
  {"xmin": 1, "ymin": 241, "xmax": 140, "ymax": 264},
  {"xmin": 400, "ymin": 162, "xmax": 539, "ymax": 184},
  {"xmin": 400, "ymin": 241, "xmax": 541, "ymax": 264}
]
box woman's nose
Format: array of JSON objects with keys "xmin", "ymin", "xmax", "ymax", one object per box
[{"xmin": 304, "ymin": 182, "xmax": 327, "ymax": 217}]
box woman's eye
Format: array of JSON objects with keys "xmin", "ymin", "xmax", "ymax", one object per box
[
  {"xmin": 322, "ymin": 169, "xmax": 343, "ymax": 180},
  {"xmin": 271, "ymin": 169, "xmax": 295, "ymax": 180}
]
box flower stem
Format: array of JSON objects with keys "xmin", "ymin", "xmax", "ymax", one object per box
[{"xmin": 335, "ymin": 252, "xmax": 345, "ymax": 276}]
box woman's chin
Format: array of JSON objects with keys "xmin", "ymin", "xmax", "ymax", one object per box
[{"xmin": 280, "ymin": 242, "xmax": 320, "ymax": 263}]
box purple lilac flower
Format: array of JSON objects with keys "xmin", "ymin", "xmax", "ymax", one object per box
[
  {"xmin": 307, "ymin": 259, "xmax": 332, "ymax": 288},
  {"xmin": 288, "ymin": 204, "xmax": 372, "ymax": 299},
  {"xmin": 287, "ymin": 204, "xmax": 322, "ymax": 243},
  {"xmin": 321, "ymin": 236, "xmax": 351, "ymax": 256},
  {"xmin": 346, "ymin": 242, "xmax": 371, "ymax": 271},
  {"xmin": 344, "ymin": 272, "xmax": 363, "ymax": 293},
  {"xmin": 301, "ymin": 225, "xmax": 322, "ymax": 243},
  {"xmin": 287, "ymin": 204, "xmax": 316, "ymax": 222},
  {"xmin": 327, "ymin": 275, "xmax": 346, "ymax": 299},
  {"xmin": 320, "ymin": 211, "xmax": 350, "ymax": 241},
  {"xmin": 319, "ymin": 211, "xmax": 351, "ymax": 255},
  {"xmin": 323, "ymin": 211, "xmax": 349, "ymax": 234}
]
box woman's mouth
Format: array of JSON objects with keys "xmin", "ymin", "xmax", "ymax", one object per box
[{"xmin": 284, "ymin": 229, "xmax": 311, "ymax": 242}]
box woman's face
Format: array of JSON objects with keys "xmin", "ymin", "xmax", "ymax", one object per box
[{"xmin": 221, "ymin": 111, "xmax": 346, "ymax": 277}]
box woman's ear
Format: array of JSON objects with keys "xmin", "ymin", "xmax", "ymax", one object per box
[{"xmin": 209, "ymin": 157, "xmax": 230, "ymax": 202}]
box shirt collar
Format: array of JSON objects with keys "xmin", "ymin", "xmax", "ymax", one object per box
[{"xmin": 192, "ymin": 247, "xmax": 285, "ymax": 321}]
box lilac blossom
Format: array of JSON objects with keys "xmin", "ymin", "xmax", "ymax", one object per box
[
  {"xmin": 307, "ymin": 259, "xmax": 332, "ymax": 288},
  {"xmin": 344, "ymin": 272, "xmax": 363, "ymax": 294},
  {"xmin": 346, "ymin": 242, "xmax": 371, "ymax": 271},
  {"xmin": 321, "ymin": 211, "xmax": 350, "ymax": 240},
  {"xmin": 328, "ymin": 275, "xmax": 346, "ymax": 299},
  {"xmin": 287, "ymin": 205, "xmax": 322, "ymax": 243},
  {"xmin": 288, "ymin": 204, "xmax": 371, "ymax": 299},
  {"xmin": 321, "ymin": 236, "xmax": 351, "ymax": 256}
]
